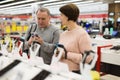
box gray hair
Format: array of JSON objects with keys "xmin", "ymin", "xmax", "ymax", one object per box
[{"xmin": 36, "ymin": 7, "xmax": 51, "ymax": 15}]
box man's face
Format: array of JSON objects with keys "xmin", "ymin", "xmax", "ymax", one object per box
[{"xmin": 36, "ymin": 11, "xmax": 50, "ymax": 28}]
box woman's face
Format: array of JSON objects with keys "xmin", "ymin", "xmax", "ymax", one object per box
[{"xmin": 60, "ymin": 13, "xmax": 68, "ymax": 26}]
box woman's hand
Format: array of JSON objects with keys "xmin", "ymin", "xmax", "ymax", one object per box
[
  {"xmin": 85, "ymin": 54, "xmax": 93, "ymax": 63},
  {"xmin": 55, "ymin": 48, "xmax": 66, "ymax": 59}
]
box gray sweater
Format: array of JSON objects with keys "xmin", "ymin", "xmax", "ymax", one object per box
[{"xmin": 24, "ymin": 24, "xmax": 60, "ymax": 64}]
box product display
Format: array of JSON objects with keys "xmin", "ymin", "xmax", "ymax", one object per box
[
  {"xmin": 0, "ymin": 0, "xmax": 120, "ymax": 80},
  {"xmin": 0, "ymin": 60, "xmax": 21, "ymax": 77},
  {"xmin": 32, "ymin": 70, "xmax": 51, "ymax": 80}
]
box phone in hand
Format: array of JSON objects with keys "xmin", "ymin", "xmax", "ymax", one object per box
[
  {"xmin": 34, "ymin": 34, "xmax": 38, "ymax": 37},
  {"xmin": 31, "ymin": 32, "xmax": 38, "ymax": 37}
]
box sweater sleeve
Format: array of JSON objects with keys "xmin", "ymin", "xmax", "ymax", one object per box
[
  {"xmin": 41, "ymin": 29, "xmax": 60, "ymax": 54},
  {"xmin": 67, "ymin": 31, "xmax": 92, "ymax": 64},
  {"xmin": 67, "ymin": 52, "xmax": 82, "ymax": 64},
  {"xmin": 79, "ymin": 32, "xmax": 92, "ymax": 53}
]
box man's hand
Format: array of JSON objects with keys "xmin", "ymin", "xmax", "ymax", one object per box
[{"xmin": 34, "ymin": 36, "xmax": 43, "ymax": 44}]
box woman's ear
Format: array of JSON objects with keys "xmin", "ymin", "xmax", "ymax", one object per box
[{"xmin": 49, "ymin": 15, "xmax": 51, "ymax": 19}]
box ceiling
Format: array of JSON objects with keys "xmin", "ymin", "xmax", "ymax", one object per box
[{"xmin": 0, "ymin": 0, "xmax": 119, "ymax": 15}]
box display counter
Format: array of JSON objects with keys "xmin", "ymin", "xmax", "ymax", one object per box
[{"xmin": 92, "ymin": 35, "xmax": 120, "ymax": 76}]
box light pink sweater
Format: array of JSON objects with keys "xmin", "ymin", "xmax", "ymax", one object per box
[{"xmin": 59, "ymin": 26, "xmax": 92, "ymax": 71}]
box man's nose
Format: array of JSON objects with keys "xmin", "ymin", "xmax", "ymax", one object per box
[{"xmin": 38, "ymin": 20, "xmax": 42, "ymax": 23}]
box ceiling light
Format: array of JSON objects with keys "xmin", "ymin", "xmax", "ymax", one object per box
[
  {"xmin": 0, "ymin": 0, "xmax": 14, "ymax": 4},
  {"xmin": 44, "ymin": 0, "xmax": 94, "ymax": 8},
  {"xmin": 74, "ymin": 1, "xmax": 94, "ymax": 5},
  {"xmin": 0, "ymin": 0, "xmax": 58, "ymax": 10},
  {"xmin": 77, "ymin": 1, "xmax": 103, "ymax": 7},
  {"xmin": 43, "ymin": 0, "xmax": 83, "ymax": 7},
  {"xmin": 0, "ymin": 0, "xmax": 35, "ymax": 8},
  {"xmin": 115, "ymin": 0, "xmax": 120, "ymax": 3}
]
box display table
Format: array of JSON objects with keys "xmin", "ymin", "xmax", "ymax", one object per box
[
  {"xmin": 101, "ymin": 49, "xmax": 120, "ymax": 66},
  {"xmin": 92, "ymin": 35, "xmax": 120, "ymax": 73},
  {"xmin": 0, "ymin": 35, "xmax": 98, "ymax": 80},
  {"xmin": 0, "ymin": 49, "xmax": 82, "ymax": 80}
]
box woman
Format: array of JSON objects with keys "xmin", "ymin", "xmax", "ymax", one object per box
[{"xmin": 59, "ymin": 3, "xmax": 93, "ymax": 74}]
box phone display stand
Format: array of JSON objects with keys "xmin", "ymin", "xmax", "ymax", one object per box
[{"xmin": 80, "ymin": 50, "xmax": 98, "ymax": 80}]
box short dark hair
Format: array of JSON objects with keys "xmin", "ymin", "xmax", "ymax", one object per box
[
  {"xmin": 59, "ymin": 3, "xmax": 79, "ymax": 22},
  {"xmin": 36, "ymin": 7, "xmax": 50, "ymax": 15}
]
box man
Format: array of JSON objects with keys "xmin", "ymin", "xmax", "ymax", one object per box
[{"xmin": 24, "ymin": 7, "xmax": 60, "ymax": 65}]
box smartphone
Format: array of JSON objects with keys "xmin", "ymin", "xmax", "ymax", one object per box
[
  {"xmin": 34, "ymin": 33, "xmax": 39, "ymax": 37},
  {"xmin": 31, "ymin": 32, "xmax": 38, "ymax": 37}
]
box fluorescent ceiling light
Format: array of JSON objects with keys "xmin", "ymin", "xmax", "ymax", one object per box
[
  {"xmin": 115, "ymin": 0, "xmax": 120, "ymax": 3},
  {"xmin": 0, "ymin": 5, "xmax": 30, "ymax": 11},
  {"xmin": 0, "ymin": 0, "xmax": 58, "ymax": 10},
  {"xmin": 0, "ymin": 7, "xmax": 31, "ymax": 15},
  {"xmin": 74, "ymin": 1, "xmax": 94, "ymax": 5},
  {"xmin": 7, "ymin": 7, "xmax": 30, "ymax": 11},
  {"xmin": 44, "ymin": 0, "xmax": 94, "ymax": 8},
  {"xmin": 35, "ymin": 0, "xmax": 58, "ymax": 4},
  {"xmin": 43, "ymin": 0, "xmax": 83, "ymax": 7},
  {"xmin": 77, "ymin": 1, "xmax": 103, "ymax": 7},
  {"xmin": 0, "ymin": 0, "xmax": 14, "ymax": 4},
  {"xmin": 0, "ymin": 6, "xmax": 31, "ymax": 13},
  {"xmin": 0, "ymin": 0, "xmax": 35, "ymax": 8}
]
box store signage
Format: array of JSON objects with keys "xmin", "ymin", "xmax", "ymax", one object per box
[{"xmin": 79, "ymin": 14, "xmax": 108, "ymax": 18}]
